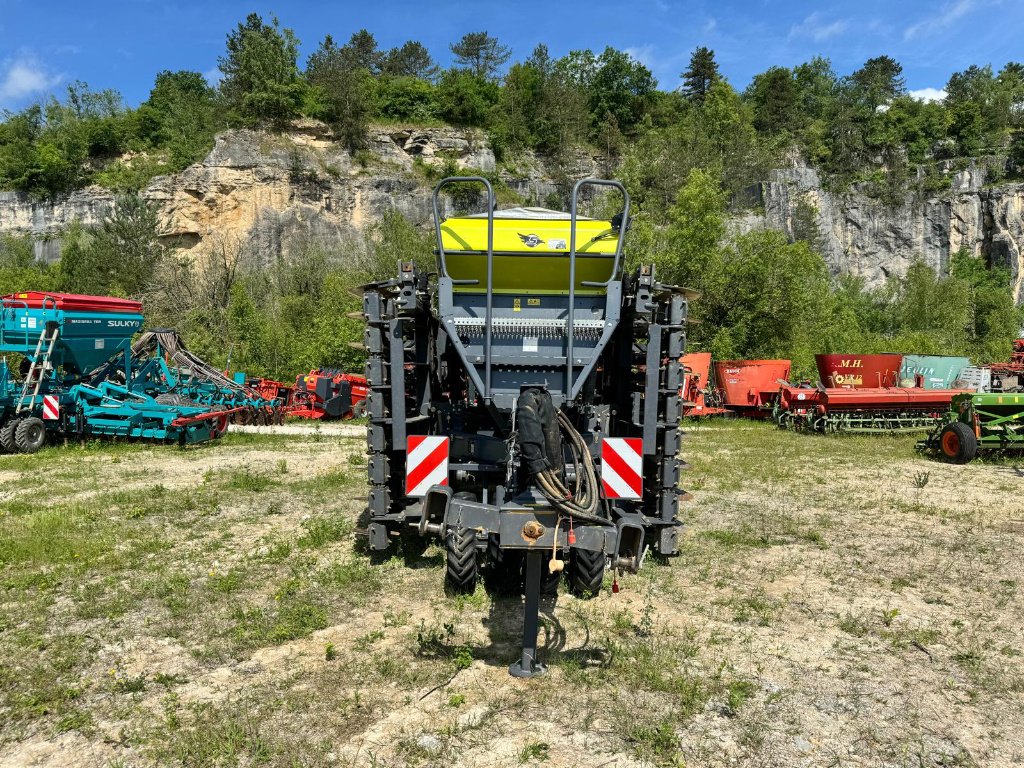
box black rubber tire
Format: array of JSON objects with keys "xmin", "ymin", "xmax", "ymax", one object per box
[
  {"xmin": 14, "ymin": 416, "xmax": 46, "ymax": 454},
  {"xmin": 568, "ymin": 548, "xmax": 606, "ymax": 598},
  {"xmin": 484, "ymin": 539, "xmax": 523, "ymax": 596},
  {"xmin": 939, "ymin": 421, "xmax": 978, "ymax": 464},
  {"xmin": 0, "ymin": 418, "xmax": 19, "ymax": 453},
  {"xmin": 541, "ymin": 559, "xmax": 562, "ymax": 597},
  {"xmin": 444, "ymin": 527, "xmax": 478, "ymax": 595}
]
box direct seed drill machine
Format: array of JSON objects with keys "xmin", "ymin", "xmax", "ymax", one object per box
[
  {"xmin": 0, "ymin": 292, "xmax": 229, "ymax": 452},
  {"xmin": 361, "ymin": 178, "xmax": 690, "ymax": 676}
]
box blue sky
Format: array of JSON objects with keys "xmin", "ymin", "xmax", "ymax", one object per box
[{"xmin": 0, "ymin": 0, "xmax": 1021, "ymax": 111}]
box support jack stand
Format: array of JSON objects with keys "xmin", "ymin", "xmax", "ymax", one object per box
[{"xmin": 509, "ymin": 550, "xmax": 547, "ymax": 678}]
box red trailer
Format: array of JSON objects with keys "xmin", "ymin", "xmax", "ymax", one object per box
[
  {"xmin": 713, "ymin": 359, "xmax": 792, "ymax": 415},
  {"xmin": 816, "ymin": 353, "xmax": 903, "ymax": 389},
  {"xmin": 775, "ymin": 383, "xmax": 969, "ymax": 433},
  {"xmin": 681, "ymin": 352, "xmax": 730, "ymax": 417}
]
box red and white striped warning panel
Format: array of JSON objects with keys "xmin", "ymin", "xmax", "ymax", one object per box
[
  {"xmin": 405, "ymin": 436, "xmax": 450, "ymax": 497},
  {"xmin": 42, "ymin": 395, "xmax": 60, "ymax": 421},
  {"xmin": 600, "ymin": 437, "xmax": 643, "ymax": 499}
]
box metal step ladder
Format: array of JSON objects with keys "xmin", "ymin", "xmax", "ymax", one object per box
[{"xmin": 16, "ymin": 322, "xmax": 59, "ymax": 415}]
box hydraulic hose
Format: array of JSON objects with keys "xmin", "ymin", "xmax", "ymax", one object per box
[{"xmin": 515, "ymin": 392, "xmax": 610, "ymax": 526}]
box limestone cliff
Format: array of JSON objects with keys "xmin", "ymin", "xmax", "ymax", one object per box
[
  {"xmin": 0, "ymin": 124, "xmax": 590, "ymax": 268},
  {"xmin": 2, "ymin": 125, "xmax": 1024, "ymax": 304},
  {"xmin": 740, "ymin": 161, "xmax": 1024, "ymax": 302}
]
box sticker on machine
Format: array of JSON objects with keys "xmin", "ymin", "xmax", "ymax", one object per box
[
  {"xmin": 523, "ymin": 336, "xmax": 539, "ymax": 352},
  {"xmin": 600, "ymin": 437, "xmax": 643, "ymax": 499},
  {"xmin": 42, "ymin": 395, "xmax": 60, "ymax": 420},
  {"xmin": 405, "ymin": 436, "xmax": 450, "ymax": 497}
]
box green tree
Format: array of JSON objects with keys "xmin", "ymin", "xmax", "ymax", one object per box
[
  {"xmin": 0, "ymin": 235, "xmax": 54, "ymax": 298},
  {"xmin": 893, "ymin": 260, "xmax": 970, "ymax": 351},
  {"xmin": 450, "ymin": 32, "xmax": 511, "ymax": 81},
  {"xmin": 375, "ymin": 76, "xmax": 437, "ymax": 121},
  {"xmin": 661, "ymin": 168, "xmax": 727, "ymax": 290},
  {"xmin": 588, "ymin": 47, "xmax": 657, "ymax": 137},
  {"xmin": 951, "ymin": 249, "xmax": 1021, "ymax": 361},
  {"xmin": 343, "ymin": 29, "xmax": 383, "ymax": 73},
  {"xmin": 381, "ymin": 41, "xmax": 438, "ymax": 80},
  {"xmin": 849, "ymin": 55, "xmax": 905, "ymax": 111},
  {"xmin": 746, "ymin": 66, "xmax": 799, "ymax": 135},
  {"xmin": 136, "ymin": 70, "xmax": 221, "ymax": 169},
  {"xmin": 58, "ymin": 194, "xmax": 166, "ymax": 296},
  {"xmin": 306, "ymin": 34, "xmax": 375, "ymax": 150},
  {"xmin": 681, "ymin": 47, "xmax": 719, "ymax": 104},
  {"xmin": 218, "ymin": 13, "xmax": 305, "ymax": 126},
  {"xmin": 435, "ymin": 69, "xmax": 498, "ymax": 126}
]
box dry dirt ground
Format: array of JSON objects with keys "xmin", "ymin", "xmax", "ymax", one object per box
[{"xmin": 0, "ymin": 421, "xmax": 1022, "ymax": 768}]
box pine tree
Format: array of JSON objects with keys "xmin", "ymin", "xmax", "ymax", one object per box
[
  {"xmin": 681, "ymin": 47, "xmax": 720, "ymax": 103},
  {"xmin": 450, "ymin": 32, "xmax": 511, "ymax": 81}
]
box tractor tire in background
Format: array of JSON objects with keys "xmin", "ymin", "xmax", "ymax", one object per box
[
  {"xmin": 0, "ymin": 418, "xmax": 22, "ymax": 453},
  {"xmin": 484, "ymin": 539, "xmax": 524, "ymax": 596},
  {"xmin": 568, "ymin": 548, "xmax": 606, "ymax": 597},
  {"xmin": 14, "ymin": 417, "xmax": 46, "ymax": 454},
  {"xmin": 444, "ymin": 526, "xmax": 478, "ymax": 595},
  {"xmin": 939, "ymin": 421, "xmax": 978, "ymax": 464}
]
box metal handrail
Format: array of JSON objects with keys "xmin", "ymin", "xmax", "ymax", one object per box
[
  {"xmin": 432, "ymin": 176, "xmax": 496, "ymax": 401},
  {"xmin": 567, "ymin": 178, "xmax": 630, "ymax": 399},
  {"xmin": 0, "ymin": 298, "xmax": 30, "ymax": 349}
]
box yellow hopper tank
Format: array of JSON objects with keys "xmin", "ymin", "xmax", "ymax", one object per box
[{"xmin": 439, "ymin": 208, "xmax": 620, "ymax": 295}]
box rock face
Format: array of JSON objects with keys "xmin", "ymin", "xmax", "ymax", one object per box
[
  {"xmin": 742, "ymin": 161, "xmax": 1024, "ymax": 302},
  {"xmin": 0, "ymin": 125, "xmax": 574, "ymax": 268},
  {"xmin": 3, "ymin": 124, "xmax": 1024, "ymax": 303}
]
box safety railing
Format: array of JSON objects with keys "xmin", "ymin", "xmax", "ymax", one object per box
[
  {"xmin": 566, "ymin": 178, "xmax": 629, "ymax": 399},
  {"xmin": 432, "ymin": 176, "xmax": 630, "ymax": 403},
  {"xmin": 433, "ymin": 176, "xmax": 497, "ymax": 401}
]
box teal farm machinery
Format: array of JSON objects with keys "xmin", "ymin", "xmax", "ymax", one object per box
[
  {"xmin": 92, "ymin": 329, "xmax": 287, "ymax": 425},
  {"xmin": 0, "ymin": 292, "xmax": 230, "ymax": 453}
]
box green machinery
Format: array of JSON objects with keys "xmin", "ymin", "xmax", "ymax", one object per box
[
  {"xmin": 928, "ymin": 392, "xmax": 1024, "ymax": 462},
  {"xmin": 0, "ymin": 292, "xmax": 228, "ymax": 453}
]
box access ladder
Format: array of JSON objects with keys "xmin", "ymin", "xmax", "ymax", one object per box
[{"xmin": 15, "ymin": 322, "xmax": 59, "ymax": 414}]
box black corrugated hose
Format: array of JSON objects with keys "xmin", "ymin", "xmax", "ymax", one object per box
[{"xmin": 515, "ymin": 389, "xmax": 611, "ymax": 526}]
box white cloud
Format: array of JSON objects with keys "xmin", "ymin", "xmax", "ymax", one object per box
[
  {"xmin": 703, "ymin": 17, "xmax": 717, "ymax": 33},
  {"xmin": 909, "ymin": 87, "xmax": 948, "ymax": 102},
  {"xmin": 0, "ymin": 55, "xmax": 62, "ymax": 104},
  {"xmin": 904, "ymin": 0, "xmax": 976, "ymax": 40},
  {"xmin": 203, "ymin": 67, "xmax": 222, "ymax": 86},
  {"xmin": 624, "ymin": 45, "xmax": 657, "ymax": 69},
  {"xmin": 789, "ymin": 11, "xmax": 848, "ymax": 42}
]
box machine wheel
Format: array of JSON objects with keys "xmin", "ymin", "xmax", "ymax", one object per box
[
  {"xmin": 444, "ymin": 527, "xmax": 478, "ymax": 595},
  {"xmin": 1, "ymin": 417, "xmax": 22, "ymax": 453},
  {"xmin": 484, "ymin": 540, "xmax": 523, "ymax": 597},
  {"xmin": 568, "ymin": 548, "xmax": 606, "ymax": 598},
  {"xmin": 14, "ymin": 417, "xmax": 46, "ymax": 454},
  {"xmin": 541, "ymin": 560, "xmax": 562, "ymax": 597},
  {"xmin": 939, "ymin": 421, "xmax": 978, "ymax": 464},
  {"xmin": 0, "ymin": 418, "xmax": 18, "ymax": 453}
]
